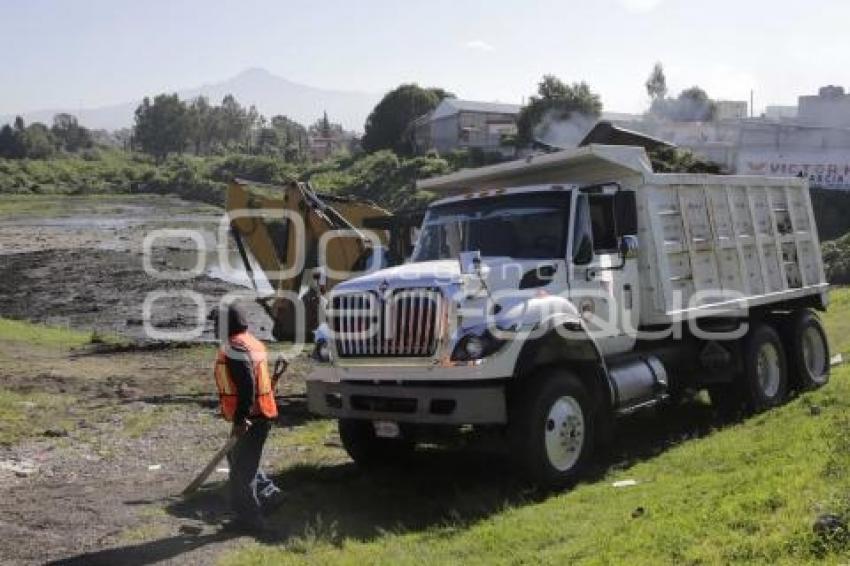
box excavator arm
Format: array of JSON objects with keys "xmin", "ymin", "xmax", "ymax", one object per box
[{"xmin": 226, "ymin": 179, "xmax": 391, "ymax": 341}]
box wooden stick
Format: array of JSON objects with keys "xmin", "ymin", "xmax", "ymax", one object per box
[{"xmin": 181, "ymin": 435, "xmax": 240, "ymax": 496}]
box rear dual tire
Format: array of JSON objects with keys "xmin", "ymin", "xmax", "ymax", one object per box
[
  {"xmin": 709, "ymin": 311, "xmax": 830, "ymax": 414},
  {"xmin": 708, "ymin": 322, "xmax": 787, "ymax": 414},
  {"xmin": 783, "ymin": 309, "xmax": 830, "ymax": 391}
]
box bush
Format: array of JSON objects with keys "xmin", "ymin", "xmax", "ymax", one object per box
[
  {"xmin": 0, "ymin": 148, "xmax": 457, "ymax": 211},
  {"xmin": 209, "ymin": 154, "xmax": 298, "ymax": 185},
  {"xmin": 822, "ymin": 232, "xmax": 850, "ymax": 284}
]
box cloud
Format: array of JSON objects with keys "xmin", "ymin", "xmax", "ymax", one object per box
[
  {"xmin": 465, "ymin": 40, "xmax": 495, "ymax": 52},
  {"xmin": 618, "ymin": 0, "xmax": 664, "ymax": 13}
]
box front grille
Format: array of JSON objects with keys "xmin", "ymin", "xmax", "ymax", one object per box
[{"xmin": 329, "ymin": 288, "xmax": 447, "ymax": 357}]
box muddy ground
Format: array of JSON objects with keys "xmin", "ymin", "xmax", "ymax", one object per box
[
  {"xmin": 0, "ymin": 195, "xmax": 735, "ymax": 565},
  {"xmin": 0, "ymin": 195, "xmax": 271, "ymax": 340}
]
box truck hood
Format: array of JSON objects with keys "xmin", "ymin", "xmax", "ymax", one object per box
[
  {"xmin": 332, "ymin": 257, "xmax": 565, "ymax": 295},
  {"xmin": 333, "ymin": 260, "xmax": 462, "ymax": 293}
]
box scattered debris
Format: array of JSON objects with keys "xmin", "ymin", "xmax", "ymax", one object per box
[
  {"xmin": 215, "ymin": 467, "xmax": 229, "ymax": 474},
  {"xmin": 117, "ymin": 383, "xmax": 144, "ymax": 400},
  {"xmin": 809, "ymin": 405, "xmax": 822, "ymax": 416},
  {"xmin": 830, "ymin": 353, "xmax": 844, "ymax": 367},
  {"xmin": 43, "ymin": 428, "xmax": 68, "ymax": 438},
  {"xmin": 147, "ymin": 464, "xmax": 162, "ymax": 471},
  {"xmin": 813, "ymin": 513, "xmax": 848, "ymax": 543},
  {"xmin": 631, "ymin": 506, "xmax": 645, "ymax": 518},
  {"xmin": 0, "ymin": 458, "xmax": 38, "ymax": 478},
  {"xmin": 612, "ymin": 479, "xmax": 638, "ymax": 488}
]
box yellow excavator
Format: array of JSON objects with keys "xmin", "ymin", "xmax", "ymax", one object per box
[{"xmin": 226, "ymin": 178, "xmax": 395, "ymax": 341}]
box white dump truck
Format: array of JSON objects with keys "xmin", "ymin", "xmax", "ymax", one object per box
[{"xmin": 306, "ymin": 144, "xmax": 830, "ymax": 487}]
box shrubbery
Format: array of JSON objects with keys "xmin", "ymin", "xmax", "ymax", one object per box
[
  {"xmin": 0, "ymin": 147, "xmax": 461, "ymax": 211},
  {"xmin": 822, "ymin": 232, "xmax": 850, "ymax": 284}
]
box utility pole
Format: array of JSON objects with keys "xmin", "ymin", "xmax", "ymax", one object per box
[{"xmin": 750, "ymin": 90, "xmax": 754, "ymax": 118}]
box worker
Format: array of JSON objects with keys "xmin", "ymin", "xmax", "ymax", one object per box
[{"xmin": 212, "ymin": 304, "xmax": 284, "ymax": 531}]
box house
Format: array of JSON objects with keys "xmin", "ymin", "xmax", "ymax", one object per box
[
  {"xmin": 412, "ymin": 98, "xmax": 521, "ymax": 156},
  {"xmin": 715, "ymin": 100, "xmax": 749, "ymax": 121},
  {"xmin": 308, "ymin": 136, "xmax": 345, "ymax": 161}
]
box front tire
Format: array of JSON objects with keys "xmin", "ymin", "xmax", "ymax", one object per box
[
  {"xmin": 338, "ymin": 419, "xmax": 415, "ymax": 467},
  {"xmin": 509, "ymin": 369, "xmax": 595, "ymax": 489},
  {"xmin": 742, "ymin": 322, "xmax": 788, "ymax": 412}
]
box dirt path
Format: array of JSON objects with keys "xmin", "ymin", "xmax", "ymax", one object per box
[{"xmin": 0, "ymin": 341, "xmax": 321, "ymax": 565}]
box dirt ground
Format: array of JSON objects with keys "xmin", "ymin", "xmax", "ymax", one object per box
[
  {"xmin": 0, "ymin": 195, "xmax": 272, "ymax": 341},
  {"xmin": 0, "ymin": 196, "xmax": 302, "ymax": 564}
]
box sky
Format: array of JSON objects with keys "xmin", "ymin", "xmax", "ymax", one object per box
[{"xmin": 2, "ymin": 0, "xmax": 849, "ymax": 117}]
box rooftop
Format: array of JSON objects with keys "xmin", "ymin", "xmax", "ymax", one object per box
[{"xmin": 431, "ymin": 98, "xmax": 522, "ymax": 120}]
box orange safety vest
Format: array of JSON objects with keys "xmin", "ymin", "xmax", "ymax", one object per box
[{"xmin": 214, "ymin": 331, "xmax": 278, "ymax": 421}]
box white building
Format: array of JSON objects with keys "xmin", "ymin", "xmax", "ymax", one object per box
[{"xmin": 798, "ymin": 86, "xmax": 850, "ymax": 127}]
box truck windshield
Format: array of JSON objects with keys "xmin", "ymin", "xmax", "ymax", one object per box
[{"xmin": 412, "ymin": 191, "xmax": 571, "ymax": 261}]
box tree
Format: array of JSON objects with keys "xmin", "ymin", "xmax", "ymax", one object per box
[
  {"xmin": 271, "ymin": 115, "xmax": 309, "ymax": 161},
  {"xmin": 133, "ymin": 94, "xmax": 192, "ymax": 161},
  {"xmin": 0, "ymin": 123, "xmax": 24, "ymax": 158},
  {"xmin": 362, "ymin": 84, "xmax": 453, "ymax": 155},
  {"xmin": 23, "ymin": 123, "xmax": 57, "ymax": 158},
  {"xmin": 645, "ymin": 62, "xmax": 667, "ymax": 100},
  {"xmin": 217, "ymin": 94, "xmax": 250, "ymax": 149},
  {"xmin": 51, "ymin": 113, "xmax": 92, "ymax": 152},
  {"xmin": 187, "ymin": 96, "xmax": 216, "ymax": 154},
  {"xmin": 309, "ymin": 111, "xmax": 331, "ymax": 138},
  {"xmin": 516, "ymin": 75, "xmax": 603, "ymax": 146}
]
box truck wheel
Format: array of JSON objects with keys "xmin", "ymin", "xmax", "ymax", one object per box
[
  {"xmin": 509, "ymin": 369, "xmax": 595, "ymax": 489},
  {"xmin": 784, "ymin": 310, "xmax": 830, "ymax": 390},
  {"xmin": 741, "ymin": 322, "xmax": 788, "ymax": 412},
  {"xmin": 338, "ymin": 419, "xmax": 414, "ymax": 467}
]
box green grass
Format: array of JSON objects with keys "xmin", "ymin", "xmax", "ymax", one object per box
[
  {"xmin": 822, "ymin": 287, "xmax": 850, "ymax": 357},
  {"xmin": 0, "ymin": 389, "xmax": 75, "ymax": 445},
  {"xmin": 0, "ymin": 317, "xmax": 95, "ymax": 349},
  {"xmin": 223, "ymin": 372, "xmax": 850, "ymax": 565}
]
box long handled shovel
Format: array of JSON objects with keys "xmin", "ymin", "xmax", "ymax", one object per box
[{"xmin": 182, "ymin": 435, "xmax": 240, "ymax": 496}]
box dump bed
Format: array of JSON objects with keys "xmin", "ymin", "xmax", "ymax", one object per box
[{"xmin": 636, "ymin": 174, "xmax": 827, "ymax": 324}]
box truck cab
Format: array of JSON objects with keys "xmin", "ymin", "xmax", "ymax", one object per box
[{"xmin": 306, "ymin": 145, "xmax": 831, "ymax": 488}]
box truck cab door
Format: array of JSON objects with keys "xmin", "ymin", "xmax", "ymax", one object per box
[{"xmin": 568, "ymin": 190, "xmax": 640, "ymax": 356}]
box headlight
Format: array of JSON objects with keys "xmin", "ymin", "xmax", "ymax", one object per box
[
  {"xmin": 312, "ymin": 338, "xmax": 332, "ymax": 363},
  {"xmin": 451, "ymin": 331, "xmax": 504, "ymax": 361}
]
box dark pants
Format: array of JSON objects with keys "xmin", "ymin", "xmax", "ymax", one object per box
[{"xmin": 226, "ymin": 420, "xmax": 279, "ymax": 520}]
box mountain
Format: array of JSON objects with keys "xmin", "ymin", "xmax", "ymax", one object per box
[{"xmin": 0, "ymin": 68, "xmax": 380, "ymax": 132}]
